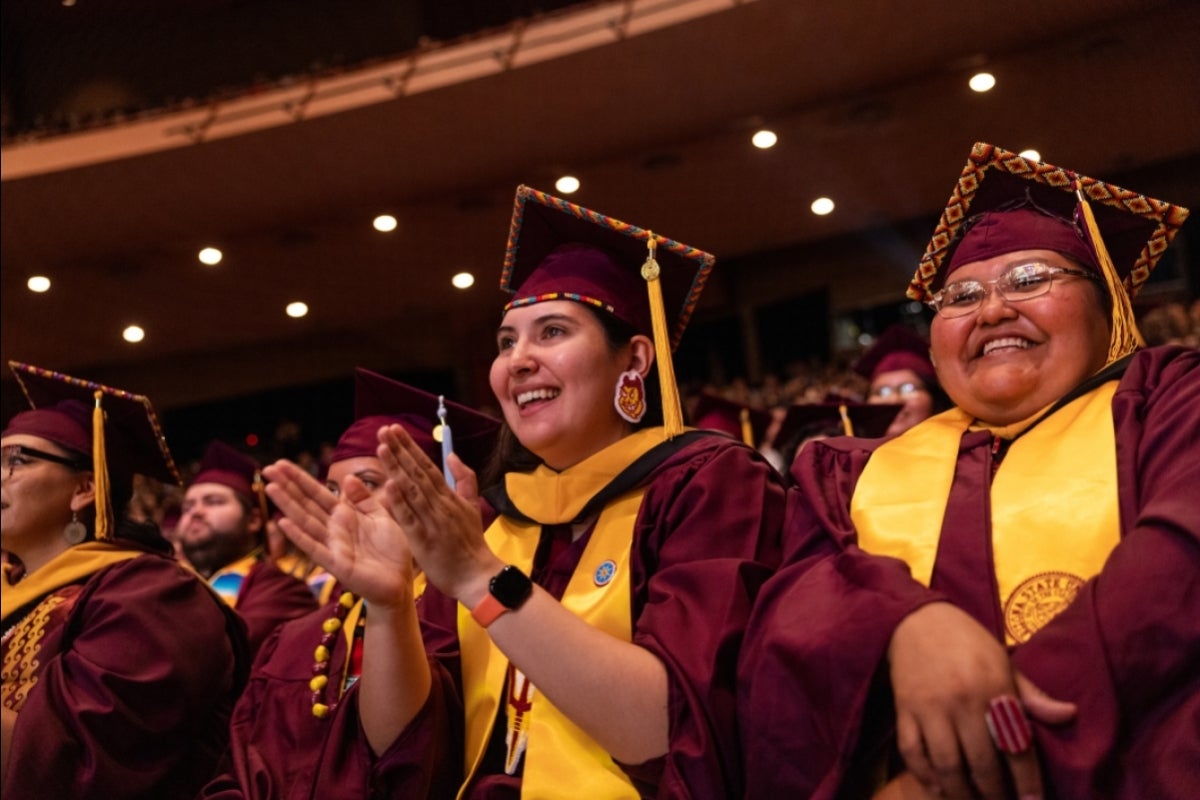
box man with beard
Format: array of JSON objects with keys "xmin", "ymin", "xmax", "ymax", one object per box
[{"xmin": 178, "ymin": 441, "xmax": 316, "ymax": 656}]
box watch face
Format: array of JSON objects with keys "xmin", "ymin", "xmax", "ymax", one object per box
[{"xmin": 490, "ymin": 565, "xmax": 533, "ymax": 609}]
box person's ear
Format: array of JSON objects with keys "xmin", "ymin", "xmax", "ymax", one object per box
[
  {"xmin": 70, "ymin": 473, "xmax": 96, "ymax": 513},
  {"xmin": 246, "ymin": 506, "xmax": 265, "ymax": 535},
  {"xmin": 626, "ymin": 334, "xmax": 655, "ymax": 378}
]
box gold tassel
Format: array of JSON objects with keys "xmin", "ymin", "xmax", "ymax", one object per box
[
  {"xmin": 92, "ymin": 390, "xmax": 112, "ymax": 541},
  {"xmin": 739, "ymin": 408, "xmax": 755, "ymax": 447},
  {"xmin": 252, "ymin": 470, "xmax": 270, "ymax": 525},
  {"xmin": 1076, "ymin": 186, "xmax": 1144, "ymax": 364},
  {"xmin": 838, "ymin": 403, "xmax": 855, "ymax": 437},
  {"xmin": 641, "ymin": 236, "xmax": 684, "ymax": 439}
]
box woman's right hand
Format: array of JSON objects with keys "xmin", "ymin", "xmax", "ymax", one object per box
[
  {"xmin": 263, "ymin": 459, "xmax": 415, "ymax": 609},
  {"xmin": 887, "ymin": 602, "xmax": 1074, "ymax": 800}
]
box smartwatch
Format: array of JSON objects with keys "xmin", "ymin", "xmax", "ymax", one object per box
[{"xmin": 470, "ymin": 565, "xmax": 533, "ymax": 628}]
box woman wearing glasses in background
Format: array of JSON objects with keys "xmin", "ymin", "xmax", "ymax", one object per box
[
  {"xmin": 739, "ymin": 143, "xmax": 1199, "ymax": 799},
  {"xmin": 854, "ymin": 324, "xmax": 952, "ymax": 437}
]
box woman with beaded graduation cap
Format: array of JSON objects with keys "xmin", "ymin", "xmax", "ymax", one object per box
[
  {"xmin": 263, "ymin": 186, "xmax": 786, "ymax": 797},
  {"xmin": 1, "ymin": 363, "xmax": 249, "ymax": 800},
  {"xmin": 738, "ymin": 143, "xmax": 1198, "ymax": 799}
]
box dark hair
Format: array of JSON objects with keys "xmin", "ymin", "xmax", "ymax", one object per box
[
  {"xmin": 480, "ymin": 303, "xmax": 665, "ymax": 486},
  {"xmin": 77, "ymin": 475, "xmax": 172, "ymax": 554}
]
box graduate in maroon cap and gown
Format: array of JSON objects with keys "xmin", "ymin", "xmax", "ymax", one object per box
[
  {"xmin": 738, "ymin": 143, "xmax": 1198, "ymax": 799},
  {"xmin": 1, "ymin": 364, "xmax": 249, "ymax": 800},
  {"xmin": 854, "ymin": 324, "xmax": 951, "ymax": 437},
  {"xmin": 262, "ymin": 186, "xmax": 785, "ymax": 798},
  {"xmin": 178, "ymin": 441, "xmax": 317, "ymax": 656},
  {"xmin": 201, "ymin": 369, "xmax": 501, "ymax": 800}
]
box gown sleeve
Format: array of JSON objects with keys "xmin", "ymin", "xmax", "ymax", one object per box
[
  {"xmin": 1011, "ymin": 345, "xmax": 1200, "ymax": 797},
  {"xmin": 3, "ymin": 556, "xmax": 239, "ymax": 800},
  {"xmin": 737, "ymin": 437, "xmax": 944, "ymax": 799},
  {"xmin": 621, "ymin": 437, "xmax": 787, "ymax": 797}
]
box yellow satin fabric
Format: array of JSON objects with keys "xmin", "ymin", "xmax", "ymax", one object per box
[
  {"xmin": 852, "ymin": 382, "xmax": 1121, "ymax": 644},
  {"xmin": 2, "ymin": 542, "xmax": 144, "ymax": 620},
  {"xmin": 458, "ymin": 434, "xmax": 656, "ymax": 798}
]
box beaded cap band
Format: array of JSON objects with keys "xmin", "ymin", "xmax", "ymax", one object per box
[
  {"xmin": 500, "ymin": 184, "xmax": 714, "ymax": 352},
  {"xmin": 7, "ymin": 360, "xmax": 182, "ymax": 485}
]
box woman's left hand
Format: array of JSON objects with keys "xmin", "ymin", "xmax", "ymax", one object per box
[
  {"xmin": 887, "ymin": 602, "xmax": 1074, "ymax": 800},
  {"xmin": 376, "ymin": 424, "xmax": 502, "ymax": 605}
]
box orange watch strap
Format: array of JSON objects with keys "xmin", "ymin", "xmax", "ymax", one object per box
[{"xmin": 470, "ymin": 592, "xmax": 508, "ymax": 628}]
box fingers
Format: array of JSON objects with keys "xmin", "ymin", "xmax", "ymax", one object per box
[
  {"xmin": 895, "ymin": 713, "xmax": 937, "ymax": 793},
  {"xmin": 447, "ymin": 452, "xmax": 479, "ymax": 502},
  {"xmin": 1015, "ymin": 671, "xmax": 1076, "ymax": 725}
]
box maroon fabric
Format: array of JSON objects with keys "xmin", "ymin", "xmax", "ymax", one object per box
[
  {"xmin": 192, "ymin": 441, "xmax": 261, "ymax": 504},
  {"xmin": 738, "ymin": 345, "xmax": 1200, "ymax": 798},
  {"xmin": 854, "ymin": 324, "xmax": 936, "ymax": 386},
  {"xmin": 509, "ymin": 243, "xmax": 652, "ymax": 335},
  {"xmin": 330, "ymin": 414, "xmax": 438, "ymax": 464},
  {"xmin": 206, "ymin": 435, "xmax": 784, "ymax": 798},
  {"xmin": 199, "ymin": 503, "xmax": 497, "ymax": 800},
  {"xmin": 946, "ymin": 207, "xmax": 1099, "ymax": 277},
  {"xmin": 1, "ymin": 402, "xmax": 92, "ymax": 460},
  {"xmin": 1, "ymin": 553, "xmax": 247, "ymax": 800},
  {"xmin": 233, "ymin": 559, "xmax": 319, "ymax": 660},
  {"xmin": 872, "ymin": 351, "xmax": 936, "ymax": 384}
]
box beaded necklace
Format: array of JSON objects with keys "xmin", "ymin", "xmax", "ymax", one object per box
[{"xmin": 310, "ymin": 591, "xmax": 357, "ymax": 718}]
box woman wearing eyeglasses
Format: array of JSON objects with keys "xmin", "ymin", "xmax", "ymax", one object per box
[
  {"xmin": 1, "ymin": 365, "xmax": 248, "ymax": 800},
  {"xmin": 739, "ymin": 143, "xmax": 1198, "ymax": 799},
  {"xmin": 854, "ymin": 324, "xmax": 952, "ymax": 436}
]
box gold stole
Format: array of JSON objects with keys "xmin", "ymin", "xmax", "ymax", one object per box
[
  {"xmin": 1, "ymin": 542, "xmax": 145, "ymax": 620},
  {"xmin": 458, "ymin": 428, "xmax": 667, "ymax": 799},
  {"xmin": 2, "ymin": 543, "xmax": 147, "ymax": 712},
  {"xmin": 851, "ymin": 382, "xmax": 1121, "ymax": 644}
]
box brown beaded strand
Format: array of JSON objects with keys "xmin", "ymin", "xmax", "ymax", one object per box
[{"xmin": 310, "ymin": 591, "xmax": 356, "ymax": 718}]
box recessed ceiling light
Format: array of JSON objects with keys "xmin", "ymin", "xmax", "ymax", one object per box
[
  {"xmin": 555, "ymin": 176, "xmax": 580, "ymax": 194},
  {"xmin": 452, "ymin": 272, "xmax": 475, "ymax": 289},
  {"xmin": 198, "ymin": 247, "xmax": 223, "ymax": 265},
  {"xmin": 373, "ymin": 214, "xmax": 398, "ymax": 233},
  {"xmin": 123, "ymin": 325, "xmax": 145, "ymax": 343},
  {"xmin": 969, "ymin": 72, "xmax": 996, "ymax": 92},
  {"xmin": 811, "ymin": 197, "xmax": 835, "ymax": 216},
  {"xmin": 752, "ymin": 129, "xmax": 777, "ymax": 149},
  {"xmin": 27, "ymin": 276, "xmax": 51, "ymax": 293},
  {"xmin": 1019, "ymin": 149, "xmax": 1041, "ymax": 162},
  {"xmin": 286, "ymin": 301, "xmax": 309, "ymax": 318}
]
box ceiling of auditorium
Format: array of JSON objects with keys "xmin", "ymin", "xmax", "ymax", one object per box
[{"xmin": 3, "ymin": 0, "xmax": 1198, "ymax": 415}]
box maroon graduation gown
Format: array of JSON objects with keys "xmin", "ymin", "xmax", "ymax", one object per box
[
  {"xmin": 233, "ymin": 558, "xmax": 319, "ymax": 658},
  {"xmin": 2, "ymin": 551, "xmax": 247, "ymax": 800},
  {"xmin": 205, "ymin": 433, "xmax": 785, "ymax": 799},
  {"xmin": 737, "ymin": 345, "xmax": 1200, "ymax": 798}
]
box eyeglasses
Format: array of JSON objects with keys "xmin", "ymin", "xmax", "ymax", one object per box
[
  {"xmin": 926, "ymin": 262, "xmax": 1102, "ymax": 319},
  {"xmin": 870, "ymin": 382, "xmax": 927, "ymax": 400},
  {"xmin": 2, "ymin": 444, "xmax": 88, "ymax": 479}
]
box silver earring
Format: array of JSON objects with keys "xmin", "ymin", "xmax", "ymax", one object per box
[{"xmin": 63, "ymin": 512, "xmax": 88, "ymax": 545}]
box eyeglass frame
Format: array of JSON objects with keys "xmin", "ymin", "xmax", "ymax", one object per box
[
  {"xmin": 870, "ymin": 382, "xmax": 928, "ymax": 400},
  {"xmin": 925, "ymin": 262, "xmax": 1104, "ymax": 319},
  {"xmin": 2, "ymin": 444, "xmax": 89, "ymax": 479}
]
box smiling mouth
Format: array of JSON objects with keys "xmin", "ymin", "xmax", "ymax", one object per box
[
  {"xmin": 981, "ymin": 336, "xmax": 1033, "ymax": 356},
  {"xmin": 516, "ymin": 388, "xmax": 560, "ymax": 409}
]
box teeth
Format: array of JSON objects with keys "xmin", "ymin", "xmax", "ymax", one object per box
[
  {"xmin": 516, "ymin": 388, "xmax": 560, "ymax": 406},
  {"xmin": 983, "ymin": 337, "xmax": 1031, "ymax": 356}
]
